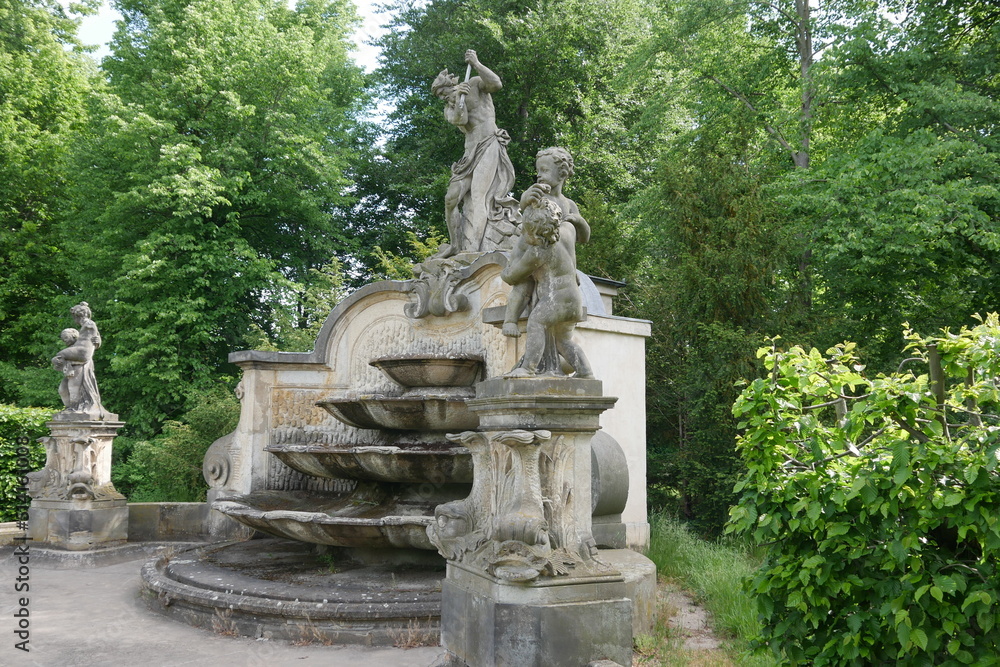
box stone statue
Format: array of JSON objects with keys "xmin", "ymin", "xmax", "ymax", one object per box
[
  {"xmin": 432, "ymin": 49, "xmax": 518, "ymax": 257},
  {"xmin": 51, "ymin": 301, "xmax": 108, "ymax": 418},
  {"xmin": 501, "ymin": 147, "xmax": 593, "ymax": 378}
]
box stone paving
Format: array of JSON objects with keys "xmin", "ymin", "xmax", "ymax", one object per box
[{"xmin": 0, "ymin": 548, "xmax": 444, "ymax": 666}]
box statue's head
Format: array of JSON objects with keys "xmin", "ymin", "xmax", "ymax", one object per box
[
  {"xmin": 431, "ymin": 69, "xmax": 459, "ymax": 98},
  {"xmin": 536, "ymin": 147, "xmax": 574, "ymax": 183},
  {"xmin": 521, "ymin": 198, "xmax": 562, "ymax": 246},
  {"xmin": 70, "ymin": 301, "xmax": 92, "ymax": 321},
  {"xmin": 60, "ymin": 328, "xmax": 79, "ymax": 345}
]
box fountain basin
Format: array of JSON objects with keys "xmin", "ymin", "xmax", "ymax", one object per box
[
  {"xmin": 140, "ymin": 538, "xmax": 443, "ymax": 645},
  {"xmin": 214, "ymin": 487, "xmax": 467, "ymax": 550},
  {"xmin": 370, "ymin": 355, "xmax": 484, "ymax": 388},
  {"xmin": 266, "ymin": 441, "xmax": 473, "ymax": 483},
  {"xmin": 318, "ymin": 394, "xmax": 478, "ymax": 431}
]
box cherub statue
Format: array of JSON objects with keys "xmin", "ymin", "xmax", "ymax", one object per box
[
  {"xmin": 500, "ymin": 149, "xmax": 593, "ymax": 378},
  {"xmin": 51, "ymin": 302, "xmax": 108, "ymax": 417},
  {"xmin": 432, "ymin": 49, "xmax": 517, "ymax": 257}
]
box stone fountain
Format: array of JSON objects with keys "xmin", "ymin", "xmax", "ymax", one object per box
[{"xmin": 140, "ymin": 52, "xmax": 653, "ymax": 660}]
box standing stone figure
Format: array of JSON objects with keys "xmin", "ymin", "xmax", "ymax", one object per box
[
  {"xmin": 432, "ymin": 49, "xmax": 517, "ymax": 257},
  {"xmin": 501, "ymin": 148, "xmax": 593, "ymax": 378},
  {"xmin": 51, "ymin": 301, "xmax": 108, "ymax": 418}
]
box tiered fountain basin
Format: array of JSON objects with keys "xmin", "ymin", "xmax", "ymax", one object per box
[
  {"xmin": 369, "ymin": 355, "xmax": 484, "ymax": 389},
  {"xmin": 214, "ymin": 356, "xmax": 485, "ymax": 551},
  {"xmin": 213, "ymin": 484, "xmax": 467, "ymax": 550},
  {"xmin": 317, "ymin": 355, "xmax": 484, "ymax": 432},
  {"xmin": 317, "ymin": 394, "xmax": 478, "ymax": 432},
  {"xmin": 266, "ymin": 440, "xmax": 473, "ymax": 483},
  {"xmin": 141, "ymin": 538, "xmax": 443, "ymax": 645}
]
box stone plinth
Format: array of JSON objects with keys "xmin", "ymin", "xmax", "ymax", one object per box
[
  {"xmin": 27, "ymin": 418, "xmax": 128, "ymax": 550},
  {"xmin": 433, "ymin": 377, "xmax": 635, "ymax": 666},
  {"xmin": 441, "ymin": 563, "xmax": 632, "ymax": 667},
  {"xmin": 28, "ymin": 497, "xmax": 127, "ymax": 550}
]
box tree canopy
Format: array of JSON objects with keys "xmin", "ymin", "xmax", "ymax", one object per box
[{"xmin": 0, "ymin": 0, "xmax": 996, "ymax": 521}]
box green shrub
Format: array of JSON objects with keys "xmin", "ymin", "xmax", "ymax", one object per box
[
  {"xmin": 112, "ymin": 386, "xmax": 239, "ymax": 502},
  {"xmin": 0, "ymin": 405, "xmax": 55, "ymax": 521},
  {"xmin": 728, "ymin": 315, "xmax": 1000, "ymax": 664}
]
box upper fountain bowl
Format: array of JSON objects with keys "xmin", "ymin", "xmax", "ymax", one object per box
[{"xmin": 370, "ymin": 355, "xmax": 484, "ymax": 389}]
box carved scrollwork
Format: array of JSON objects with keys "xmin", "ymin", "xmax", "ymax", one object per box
[
  {"xmin": 405, "ymin": 255, "xmax": 475, "ymax": 319},
  {"xmin": 203, "ymin": 433, "xmax": 234, "ymax": 489},
  {"xmin": 27, "ymin": 433, "xmax": 123, "ymax": 501},
  {"xmin": 428, "ymin": 427, "xmax": 603, "ymax": 583}
]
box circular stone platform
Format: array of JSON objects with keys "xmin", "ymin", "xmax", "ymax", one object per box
[{"xmin": 140, "ymin": 538, "xmax": 445, "ymax": 645}]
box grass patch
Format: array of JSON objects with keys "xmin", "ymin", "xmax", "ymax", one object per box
[{"xmin": 646, "ymin": 512, "xmax": 775, "ymax": 666}]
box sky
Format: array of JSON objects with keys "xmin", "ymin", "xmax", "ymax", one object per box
[{"xmin": 72, "ymin": 0, "xmax": 389, "ymax": 71}]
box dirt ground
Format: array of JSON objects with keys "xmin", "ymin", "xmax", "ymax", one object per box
[{"xmin": 635, "ymin": 578, "xmax": 735, "ymax": 667}]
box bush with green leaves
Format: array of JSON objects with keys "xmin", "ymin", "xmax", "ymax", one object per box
[
  {"xmin": 0, "ymin": 405, "xmax": 54, "ymax": 522},
  {"xmin": 728, "ymin": 315, "xmax": 1000, "ymax": 664},
  {"xmin": 112, "ymin": 386, "xmax": 239, "ymax": 502}
]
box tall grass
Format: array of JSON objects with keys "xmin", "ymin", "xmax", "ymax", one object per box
[{"xmin": 647, "ymin": 512, "xmax": 774, "ymax": 665}]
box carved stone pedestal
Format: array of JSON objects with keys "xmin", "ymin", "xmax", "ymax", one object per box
[
  {"xmin": 441, "ymin": 563, "xmax": 632, "ymax": 667},
  {"xmin": 27, "ymin": 418, "xmax": 128, "ymax": 550},
  {"xmin": 430, "ymin": 377, "xmax": 635, "ymax": 666}
]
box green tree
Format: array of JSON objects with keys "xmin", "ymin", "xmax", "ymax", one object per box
[
  {"xmin": 633, "ymin": 119, "xmax": 794, "ymax": 533},
  {"xmin": 0, "ymin": 0, "xmax": 97, "ymax": 406},
  {"xmin": 633, "ymin": 0, "xmax": 999, "ymax": 531},
  {"xmin": 64, "ymin": 0, "xmax": 367, "ymax": 434},
  {"xmin": 781, "ymin": 0, "xmax": 1000, "ymax": 369},
  {"xmin": 112, "ymin": 384, "xmax": 239, "ymax": 501}
]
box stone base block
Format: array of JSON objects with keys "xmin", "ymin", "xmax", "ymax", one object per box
[
  {"xmin": 29, "ymin": 498, "xmax": 128, "ymax": 551},
  {"xmin": 593, "ymin": 519, "xmax": 627, "ymax": 549},
  {"xmin": 601, "ymin": 549, "xmax": 657, "ymax": 637},
  {"xmin": 441, "ymin": 565, "xmax": 633, "ymax": 667}
]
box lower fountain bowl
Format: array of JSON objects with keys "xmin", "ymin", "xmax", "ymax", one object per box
[
  {"xmin": 213, "ymin": 488, "xmax": 466, "ymax": 550},
  {"xmin": 140, "ymin": 538, "xmax": 444, "ymax": 645}
]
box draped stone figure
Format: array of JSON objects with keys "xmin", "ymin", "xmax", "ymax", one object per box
[
  {"xmin": 432, "ymin": 49, "xmax": 518, "ymax": 257},
  {"xmin": 51, "ymin": 301, "xmax": 109, "ymax": 419}
]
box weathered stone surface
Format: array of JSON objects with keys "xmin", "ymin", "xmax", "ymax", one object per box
[
  {"xmin": 211, "ymin": 264, "xmax": 649, "ymax": 547},
  {"xmin": 266, "ymin": 440, "xmax": 475, "ymax": 484},
  {"xmin": 140, "ymin": 538, "xmax": 444, "ymax": 644},
  {"xmin": 371, "ymin": 355, "xmax": 485, "ymax": 389},
  {"xmin": 214, "ymin": 484, "xmax": 470, "ymax": 550},
  {"xmin": 440, "ymin": 564, "xmax": 633, "ymax": 667},
  {"xmin": 501, "ymin": 147, "xmax": 595, "ymax": 379},
  {"xmin": 28, "ymin": 497, "xmax": 127, "ymax": 550},
  {"xmin": 592, "ymin": 431, "xmax": 630, "ymax": 549},
  {"xmin": 50, "ymin": 302, "xmax": 115, "ymax": 420},
  {"xmin": 27, "ymin": 419, "xmax": 124, "ymax": 502},
  {"xmin": 27, "ymin": 414, "xmax": 129, "ymax": 549},
  {"xmin": 319, "ymin": 393, "xmax": 479, "ymax": 432},
  {"xmin": 126, "ymin": 502, "xmax": 224, "ymax": 542},
  {"xmin": 603, "ymin": 548, "xmax": 657, "ymax": 638}
]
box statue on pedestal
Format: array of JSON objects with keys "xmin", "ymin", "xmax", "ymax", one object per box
[{"xmin": 27, "ymin": 301, "xmax": 123, "ymax": 508}]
